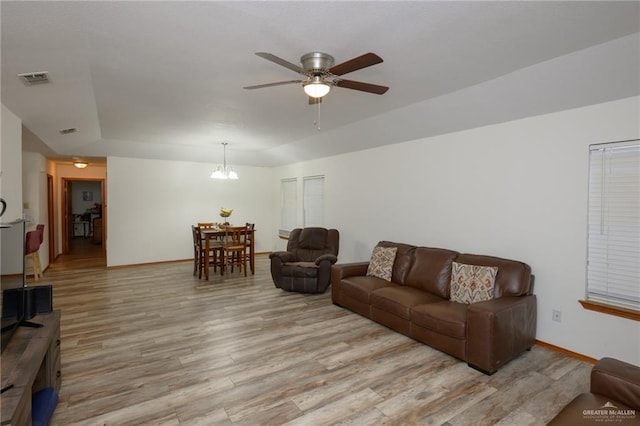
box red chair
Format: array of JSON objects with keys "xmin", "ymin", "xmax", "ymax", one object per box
[
  {"xmin": 25, "ymin": 227, "xmax": 44, "ymax": 280},
  {"xmin": 36, "ymin": 224, "xmax": 45, "ymax": 245}
]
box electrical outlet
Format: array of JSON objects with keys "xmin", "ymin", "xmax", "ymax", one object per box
[{"xmin": 552, "ymin": 309, "xmax": 562, "ymax": 323}]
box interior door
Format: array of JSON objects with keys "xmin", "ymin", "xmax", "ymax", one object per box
[
  {"xmin": 62, "ymin": 179, "xmax": 72, "ymax": 254},
  {"xmin": 47, "ymin": 174, "xmax": 55, "ymax": 262}
]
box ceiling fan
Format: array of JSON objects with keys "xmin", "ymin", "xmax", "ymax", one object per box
[{"xmin": 243, "ymin": 52, "xmax": 389, "ymax": 103}]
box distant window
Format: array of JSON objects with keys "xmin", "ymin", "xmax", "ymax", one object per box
[
  {"xmin": 586, "ymin": 140, "xmax": 640, "ymax": 312},
  {"xmin": 280, "ymin": 178, "xmax": 297, "ymax": 237},
  {"xmin": 303, "ymin": 176, "xmax": 324, "ymax": 227}
]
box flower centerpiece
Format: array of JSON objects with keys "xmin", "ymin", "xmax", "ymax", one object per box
[{"xmin": 219, "ymin": 207, "xmax": 233, "ymax": 225}]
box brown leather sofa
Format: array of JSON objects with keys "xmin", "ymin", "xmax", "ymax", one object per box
[
  {"xmin": 548, "ymin": 357, "xmax": 640, "ymax": 424},
  {"xmin": 270, "ymin": 227, "xmax": 339, "ymax": 294},
  {"xmin": 331, "ymin": 241, "xmax": 536, "ymax": 374}
]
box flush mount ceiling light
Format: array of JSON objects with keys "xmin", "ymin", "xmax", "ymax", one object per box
[
  {"xmin": 303, "ymin": 76, "xmax": 331, "ymax": 98},
  {"xmin": 210, "ymin": 142, "xmax": 238, "ymax": 180},
  {"xmin": 73, "ymin": 161, "xmax": 88, "ymax": 169}
]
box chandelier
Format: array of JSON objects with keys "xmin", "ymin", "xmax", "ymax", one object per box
[{"xmin": 210, "ymin": 142, "xmax": 238, "ymax": 180}]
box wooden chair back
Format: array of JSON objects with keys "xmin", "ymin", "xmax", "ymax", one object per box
[
  {"xmin": 224, "ymin": 226, "xmax": 248, "ymax": 249},
  {"xmin": 193, "ymin": 225, "xmax": 223, "ymax": 278},
  {"xmin": 191, "ymin": 225, "xmax": 201, "ymax": 276},
  {"xmin": 222, "ymin": 226, "xmax": 248, "ymax": 276}
]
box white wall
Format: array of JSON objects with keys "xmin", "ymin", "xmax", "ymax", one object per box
[
  {"xmin": 22, "ymin": 151, "xmax": 49, "ymax": 270},
  {"xmin": 1, "ymin": 104, "xmax": 23, "ymax": 221},
  {"xmin": 1, "ymin": 105, "xmax": 24, "ymax": 276},
  {"xmin": 274, "ymin": 96, "xmax": 640, "ymax": 365},
  {"xmin": 106, "ymin": 156, "xmax": 273, "ymax": 267}
]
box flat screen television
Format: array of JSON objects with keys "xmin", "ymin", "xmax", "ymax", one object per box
[{"xmin": 1, "ymin": 220, "xmax": 27, "ymax": 351}]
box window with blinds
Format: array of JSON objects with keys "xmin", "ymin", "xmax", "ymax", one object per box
[
  {"xmin": 280, "ymin": 178, "xmax": 297, "ymax": 237},
  {"xmin": 303, "ymin": 176, "xmax": 324, "ymax": 227},
  {"xmin": 586, "ymin": 140, "xmax": 640, "ymax": 311}
]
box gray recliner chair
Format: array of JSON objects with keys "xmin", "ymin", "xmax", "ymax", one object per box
[{"xmin": 269, "ymin": 227, "xmax": 339, "ymax": 293}]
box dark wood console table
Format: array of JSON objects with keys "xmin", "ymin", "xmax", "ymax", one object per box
[{"xmin": 1, "ymin": 311, "xmax": 61, "ymax": 425}]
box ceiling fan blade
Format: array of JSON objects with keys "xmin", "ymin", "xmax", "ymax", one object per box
[
  {"xmin": 255, "ymin": 52, "xmax": 305, "ymax": 74},
  {"xmin": 308, "ymin": 96, "xmax": 322, "ymax": 105},
  {"xmin": 335, "ymin": 79, "xmax": 389, "ymax": 95},
  {"xmin": 243, "ymin": 80, "xmax": 302, "ymax": 90},
  {"xmin": 329, "ymin": 52, "xmax": 383, "ymax": 76}
]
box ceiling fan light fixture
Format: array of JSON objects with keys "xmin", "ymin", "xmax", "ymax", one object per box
[{"xmin": 303, "ymin": 77, "xmax": 331, "ymax": 98}]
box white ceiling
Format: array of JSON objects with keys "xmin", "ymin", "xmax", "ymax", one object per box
[{"xmin": 2, "ymin": 1, "xmax": 639, "ymax": 167}]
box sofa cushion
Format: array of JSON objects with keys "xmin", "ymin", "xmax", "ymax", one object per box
[
  {"xmin": 366, "ymin": 246, "xmax": 397, "ymax": 281},
  {"xmin": 376, "ymin": 241, "xmax": 416, "ymax": 285},
  {"xmin": 340, "ymin": 276, "xmax": 393, "ymax": 304},
  {"xmin": 455, "ymin": 254, "xmax": 532, "ymax": 297},
  {"xmin": 371, "ymin": 286, "xmax": 443, "ymax": 320},
  {"xmin": 449, "ymin": 262, "xmax": 498, "ymax": 304},
  {"xmin": 298, "ymin": 227, "xmax": 328, "ymax": 250},
  {"xmin": 404, "ymin": 247, "xmax": 459, "ymax": 297},
  {"xmin": 281, "ymin": 262, "xmax": 319, "ymax": 278},
  {"xmin": 411, "ymin": 301, "xmax": 467, "ymax": 339}
]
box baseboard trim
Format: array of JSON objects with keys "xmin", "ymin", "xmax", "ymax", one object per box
[{"xmin": 535, "ymin": 339, "xmax": 597, "ymax": 364}]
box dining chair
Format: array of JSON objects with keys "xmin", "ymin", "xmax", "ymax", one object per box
[
  {"xmin": 198, "ymin": 222, "xmax": 222, "ymax": 242},
  {"xmin": 195, "ymin": 225, "xmax": 224, "ymax": 278},
  {"xmin": 191, "ymin": 225, "xmax": 201, "ymax": 276},
  {"xmin": 245, "ymin": 222, "xmax": 255, "ymax": 261},
  {"xmin": 221, "ymin": 225, "xmax": 248, "ymax": 276}
]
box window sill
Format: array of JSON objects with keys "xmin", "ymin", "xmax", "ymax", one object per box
[{"xmin": 579, "ymin": 300, "xmax": 640, "ymax": 322}]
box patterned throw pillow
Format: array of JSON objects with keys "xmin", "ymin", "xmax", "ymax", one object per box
[
  {"xmin": 450, "ymin": 262, "xmax": 498, "ymax": 304},
  {"xmin": 366, "ymin": 246, "xmax": 397, "ymax": 281}
]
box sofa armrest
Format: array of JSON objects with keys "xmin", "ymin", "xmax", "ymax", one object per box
[
  {"xmin": 466, "ymin": 295, "xmax": 537, "ymax": 374},
  {"xmin": 591, "ymin": 357, "xmax": 640, "ymax": 409},
  {"xmin": 315, "ymin": 254, "xmax": 338, "ymax": 265},
  {"xmin": 269, "ymin": 251, "xmax": 296, "ymax": 263},
  {"xmin": 331, "ymin": 262, "xmax": 370, "ymax": 306},
  {"xmin": 331, "ymin": 262, "xmax": 370, "ymax": 280}
]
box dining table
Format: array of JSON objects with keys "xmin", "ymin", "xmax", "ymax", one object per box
[{"xmin": 200, "ymin": 227, "xmax": 256, "ymax": 280}]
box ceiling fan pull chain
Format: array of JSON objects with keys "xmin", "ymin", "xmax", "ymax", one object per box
[{"xmin": 315, "ymin": 101, "xmax": 321, "ymax": 131}]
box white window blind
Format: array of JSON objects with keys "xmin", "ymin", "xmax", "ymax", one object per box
[
  {"xmin": 586, "ymin": 140, "xmax": 640, "ymax": 310},
  {"xmin": 303, "ymin": 176, "xmax": 324, "ymax": 227},
  {"xmin": 280, "ymin": 178, "xmax": 297, "ymax": 237}
]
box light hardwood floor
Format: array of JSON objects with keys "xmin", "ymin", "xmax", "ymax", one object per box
[{"xmin": 38, "ymin": 244, "xmax": 590, "ymax": 425}]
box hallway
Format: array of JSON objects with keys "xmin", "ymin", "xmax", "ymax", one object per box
[{"xmin": 39, "ymin": 237, "xmax": 105, "ymax": 280}]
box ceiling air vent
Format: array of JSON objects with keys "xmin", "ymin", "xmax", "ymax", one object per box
[
  {"xmin": 59, "ymin": 128, "xmax": 77, "ymax": 135},
  {"xmin": 18, "ymin": 71, "xmax": 50, "ymax": 86}
]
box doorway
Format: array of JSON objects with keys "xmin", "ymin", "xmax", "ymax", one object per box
[
  {"xmin": 47, "ymin": 174, "xmax": 55, "ymax": 263},
  {"xmin": 62, "ymin": 178, "xmax": 106, "ymax": 259}
]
